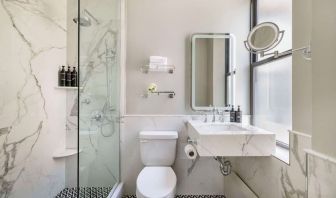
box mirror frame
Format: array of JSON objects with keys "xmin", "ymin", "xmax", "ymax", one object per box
[
  {"xmin": 191, "ymin": 33, "xmax": 236, "ymax": 111},
  {"xmin": 247, "ymin": 22, "xmax": 280, "ymax": 52}
]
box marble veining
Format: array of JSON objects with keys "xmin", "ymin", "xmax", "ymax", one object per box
[
  {"xmin": 0, "ymin": 0, "xmax": 67, "ymax": 197},
  {"xmin": 228, "ymin": 132, "xmax": 311, "ymax": 198},
  {"xmin": 307, "ymin": 151, "xmax": 336, "ymax": 198}
]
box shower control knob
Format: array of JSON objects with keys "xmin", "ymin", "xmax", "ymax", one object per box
[
  {"xmin": 82, "ymin": 98, "xmax": 91, "ymax": 104},
  {"xmin": 91, "ymin": 112, "xmax": 103, "ymax": 122}
]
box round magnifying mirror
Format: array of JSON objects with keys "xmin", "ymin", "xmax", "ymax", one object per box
[{"xmin": 247, "ymin": 22, "xmax": 281, "ymax": 52}]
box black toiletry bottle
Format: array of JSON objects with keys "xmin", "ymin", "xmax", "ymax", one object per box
[
  {"xmin": 66, "ymin": 66, "xmax": 72, "ymax": 87},
  {"xmin": 58, "ymin": 66, "xmax": 61, "ymax": 86},
  {"xmin": 230, "ymin": 105, "xmax": 236, "ymax": 122},
  {"xmin": 60, "ymin": 66, "xmax": 66, "ymax": 86},
  {"xmin": 235, "ymin": 105, "xmax": 242, "ymax": 123},
  {"xmin": 71, "ymin": 67, "xmax": 78, "ymax": 87}
]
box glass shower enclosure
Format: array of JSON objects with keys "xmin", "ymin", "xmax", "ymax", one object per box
[{"xmin": 78, "ymin": 0, "xmax": 121, "ymax": 196}]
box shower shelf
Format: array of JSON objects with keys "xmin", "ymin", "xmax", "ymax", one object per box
[
  {"xmin": 143, "ymin": 91, "xmax": 176, "ymax": 98},
  {"xmin": 53, "ymin": 148, "xmax": 82, "ymax": 159},
  {"xmin": 55, "ymin": 86, "xmax": 83, "ymax": 90},
  {"xmin": 140, "ymin": 65, "xmax": 175, "ymax": 74}
]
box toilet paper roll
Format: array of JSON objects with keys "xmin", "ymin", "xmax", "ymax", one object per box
[{"xmin": 184, "ymin": 144, "xmax": 197, "ymax": 160}]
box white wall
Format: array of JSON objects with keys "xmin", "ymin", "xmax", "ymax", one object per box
[
  {"xmin": 126, "ymin": 0, "xmax": 250, "ymax": 114},
  {"xmin": 311, "ymin": 0, "xmax": 336, "ymax": 159},
  {"xmin": 122, "ymin": 0, "xmax": 250, "ymax": 195}
]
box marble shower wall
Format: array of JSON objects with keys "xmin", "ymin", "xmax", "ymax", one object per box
[
  {"xmin": 230, "ymin": 132, "xmax": 311, "ymax": 198},
  {"xmin": 0, "ymin": 0, "xmax": 67, "ymax": 197}
]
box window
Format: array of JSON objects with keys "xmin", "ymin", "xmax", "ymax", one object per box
[{"xmin": 251, "ymin": 0, "xmax": 292, "ymax": 146}]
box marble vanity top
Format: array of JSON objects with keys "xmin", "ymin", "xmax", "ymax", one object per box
[{"xmin": 187, "ymin": 121, "xmax": 276, "ymax": 157}]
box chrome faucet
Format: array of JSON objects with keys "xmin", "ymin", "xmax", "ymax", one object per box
[
  {"xmin": 203, "ymin": 112, "xmax": 208, "ymax": 123},
  {"xmin": 212, "ymin": 107, "xmax": 217, "ymax": 122}
]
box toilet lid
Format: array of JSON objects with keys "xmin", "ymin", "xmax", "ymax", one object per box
[{"xmin": 137, "ymin": 167, "xmax": 176, "ymax": 198}]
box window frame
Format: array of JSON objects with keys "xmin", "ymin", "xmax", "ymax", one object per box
[{"xmin": 250, "ymin": 0, "xmax": 292, "ymax": 148}]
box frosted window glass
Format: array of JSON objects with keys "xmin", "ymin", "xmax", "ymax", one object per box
[
  {"xmin": 257, "ymin": 0, "xmax": 292, "ymax": 60},
  {"xmin": 253, "ymin": 57, "xmax": 292, "ymax": 144}
]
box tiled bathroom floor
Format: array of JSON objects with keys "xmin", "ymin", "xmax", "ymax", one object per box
[
  {"xmin": 55, "ymin": 188, "xmax": 225, "ymax": 198},
  {"xmin": 55, "ymin": 187, "xmax": 112, "ymax": 198},
  {"xmin": 123, "ymin": 195, "xmax": 226, "ymax": 198}
]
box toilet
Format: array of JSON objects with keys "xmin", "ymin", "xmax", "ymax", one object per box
[{"xmin": 136, "ymin": 131, "xmax": 178, "ymax": 198}]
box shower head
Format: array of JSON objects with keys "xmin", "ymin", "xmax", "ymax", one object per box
[{"xmin": 73, "ymin": 9, "xmax": 100, "ymax": 27}]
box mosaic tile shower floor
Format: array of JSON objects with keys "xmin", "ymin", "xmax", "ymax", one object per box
[
  {"xmin": 55, "ymin": 187, "xmax": 112, "ymax": 198},
  {"xmin": 55, "ymin": 188, "xmax": 225, "ymax": 198},
  {"xmin": 123, "ymin": 196, "xmax": 226, "ymax": 198}
]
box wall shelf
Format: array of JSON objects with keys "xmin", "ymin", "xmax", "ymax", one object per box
[
  {"xmin": 55, "ymin": 86, "xmax": 83, "ymax": 90},
  {"xmin": 140, "ymin": 65, "xmax": 175, "ymax": 74},
  {"xmin": 53, "ymin": 148, "xmax": 82, "ymax": 159},
  {"xmin": 143, "ymin": 91, "xmax": 176, "ymax": 98}
]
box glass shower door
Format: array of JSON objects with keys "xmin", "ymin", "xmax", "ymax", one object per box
[{"xmin": 78, "ymin": 0, "xmax": 121, "ymax": 195}]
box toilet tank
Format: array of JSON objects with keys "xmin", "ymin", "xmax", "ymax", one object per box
[{"xmin": 139, "ymin": 131, "xmax": 178, "ymax": 166}]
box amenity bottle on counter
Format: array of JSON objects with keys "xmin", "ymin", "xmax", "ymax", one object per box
[
  {"xmin": 59, "ymin": 66, "xmax": 66, "ymax": 86},
  {"xmin": 71, "ymin": 67, "xmax": 78, "ymax": 87},
  {"xmin": 235, "ymin": 105, "xmax": 242, "ymax": 123},
  {"xmin": 66, "ymin": 66, "xmax": 72, "ymax": 87},
  {"xmin": 230, "ymin": 105, "xmax": 236, "ymax": 122}
]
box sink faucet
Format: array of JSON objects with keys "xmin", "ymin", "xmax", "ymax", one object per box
[{"xmin": 212, "ymin": 107, "xmax": 217, "ymax": 122}]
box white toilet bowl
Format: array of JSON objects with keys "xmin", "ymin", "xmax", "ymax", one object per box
[{"xmin": 136, "ymin": 167, "xmax": 177, "ymax": 198}]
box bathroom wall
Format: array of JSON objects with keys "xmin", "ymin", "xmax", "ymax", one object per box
[
  {"xmin": 122, "ymin": 0, "xmax": 250, "ymax": 195},
  {"xmin": 126, "ymin": 0, "xmax": 250, "ymax": 114},
  {"xmin": 306, "ymin": 0, "xmax": 336, "ymax": 196},
  {"xmin": 311, "ymin": 0, "xmax": 336, "ymax": 159},
  {"xmin": 0, "ymin": 0, "xmax": 67, "ymax": 197}
]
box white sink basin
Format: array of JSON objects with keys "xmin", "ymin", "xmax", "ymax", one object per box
[{"xmin": 187, "ymin": 121, "xmax": 276, "ymax": 157}]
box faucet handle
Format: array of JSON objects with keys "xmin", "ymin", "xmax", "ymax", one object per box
[{"xmin": 202, "ymin": 111, "xmax": 208, "ymax": 123}]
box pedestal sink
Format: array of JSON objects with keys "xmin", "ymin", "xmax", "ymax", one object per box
[{"xmin": 187, "ymin": 121, "xmax": 276, "ymax": 157}]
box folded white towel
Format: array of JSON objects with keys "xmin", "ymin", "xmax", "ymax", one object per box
[{"xmin": 149, "ymin": 56, "xmax": 168, "ymax": 65}]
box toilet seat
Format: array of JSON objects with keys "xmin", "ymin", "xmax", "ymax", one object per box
[{"xmin": 136, "ymin": 167, "xmax": 177, "ymax": 198}]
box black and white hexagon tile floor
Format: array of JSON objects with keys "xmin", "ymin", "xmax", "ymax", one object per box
[{"xmin": 55, "ymin": 188, "xmax": 226, "ymax": 198}]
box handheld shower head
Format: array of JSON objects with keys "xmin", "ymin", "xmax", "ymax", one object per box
[{"xmin": 73, "ymin": 9, "xmax": 100, "ymax": 27}]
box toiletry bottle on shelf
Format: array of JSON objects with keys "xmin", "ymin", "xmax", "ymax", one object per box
[
  {"xmin": 58, "ymin": 66, "xmax": 61, "ymax": 86},
  {"xmin": 60, "ymin": 66, "xmax": 66, "ymax": 86},
  {"xmin": 230, "ymin": 105, "xmax": 236, "ymax": 122},
  {"xmin": 235, "ymin": 105, "xmax": 242, "ymax": 123},
  {"xmin": 66, "ymin": 66, "xmax": 72, "ymax": 87},
  {"xmin": 71, "ymin": 67, "xmax": 78, "ymax": 87}
]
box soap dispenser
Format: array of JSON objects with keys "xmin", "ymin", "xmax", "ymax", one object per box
[
  {"xmin": 60, "ymin": 66, "xmax": 66, "ymax": 86},
  {"xmin": 71, "ymin": 67, "xmax": 77, "ymax": 87},
  {"xmin": 66, "ymin": 66, "xmax": 72, "ymax": 87},
  {"xmin": 230, "ymin": 105, "xmax": 236, "ymax": 122},
  {"xmin": 235, "ymin": 105, "xmax": 242, "ymax": 123},
  {"xmin": 58, "ymin": 66, "xmax": 61, "ymax": 86}
]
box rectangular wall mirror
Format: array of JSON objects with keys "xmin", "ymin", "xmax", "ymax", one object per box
[{"xmin": 191, "ymin": 33, "xmax": 236, "ymax": 111}]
